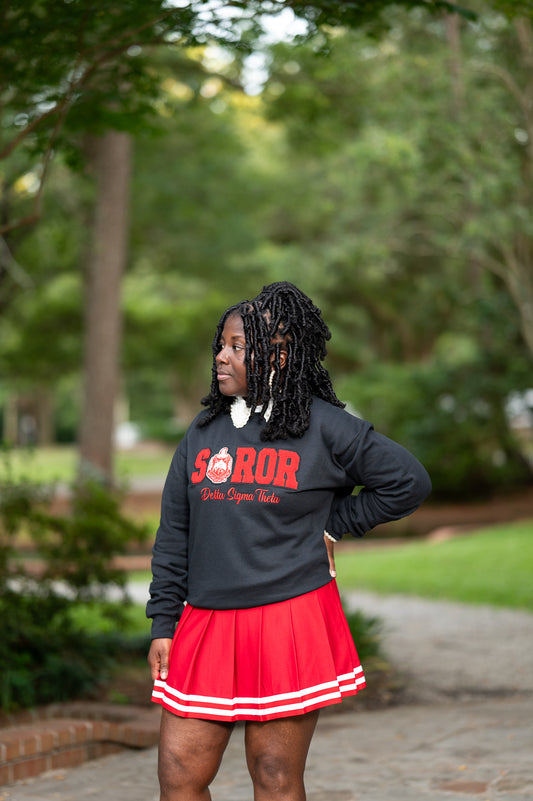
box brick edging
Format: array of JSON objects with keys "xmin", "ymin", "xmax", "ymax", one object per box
[{"xmin": 0, "ymin": 705, "xmax": 160, "ymax": 786}]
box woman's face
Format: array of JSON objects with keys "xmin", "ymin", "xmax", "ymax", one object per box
[{"xmin": 216, "ymin": 313, "xmax": 248, "ymax": 398}]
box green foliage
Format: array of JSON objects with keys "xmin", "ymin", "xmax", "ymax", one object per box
[
  {"xmin": 0, "ymin": 461, "xmax": 52, "ymax": 579},
  {"xmin": 256, "ymin": 10, "xmax": 533, "ymax": 496},
  {"xmin": 342, "ymin": 608, "xmax": 383, "ymax": 663},
  {"xmin": 0, "ymin": 459, "xmax": 150, "ymax": 710},
  {"xmin": 68, "ymin": 599, "xmax": 151, "ymax": 636},
  {"xmin": 0, "ymin": 589, "xmax": 152, "ymax": 710},
  {"xmin": 338, "ymin": 351, "xmax": 532, "ymax": 500},
  {"xmin": 0, "ymin": 465, "xmax": 149, "ymax": 598},
  {"xmin": 32, "ymin": 480, "xmax": 149, "ymax": 596},
  {"xmin": 488, "ymin": 1, "xmax": 533, "ymax": 17},
  {"xmin": 1, "ymin": 273, "xmax": 83, "ymax": 382},
  {"xmin": 0, "ymin": 590, "xmax": 109, "ymax": 710},
  {"xmin": 3, "ymin": 4, "xmax": 533, "ymax": 493},
  {"xmin": 2, "ymin": 0, "xmax": 433, "ymax": 232}
]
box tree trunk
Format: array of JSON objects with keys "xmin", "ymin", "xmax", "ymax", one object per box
[
  {"xmin": 501, "ymin": 239, "xmax": 533, "ymax": 358},
  {"xmin": 78, "ymin": 130, "xmax": 132, "ymax": 484},
  {"xmin": 510, "ymin": 19, "xmax": 533, "ymax": 360},
  {"xmin": 2, "ymin": 392, "xmax": 18, "ymax": 445},
  {"xmin": 445, "ymin": 12, "xmax": 464, "ymax": 116},
  {"xmin": 34, "ymin": 386, "xmax": 54, "ymax": 445}
]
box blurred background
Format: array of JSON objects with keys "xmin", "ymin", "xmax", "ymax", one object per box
[{"xmin": 0, "ymin": 0, "xmax": 532, "ymax": 716}]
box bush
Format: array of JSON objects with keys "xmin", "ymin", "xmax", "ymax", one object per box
[
  {"xmin": 0, "ymin": 591, "xmax": 108, "ymax": 709},
  {"xmin": 343, "ymin": 608, "xmax": 383, "ymax": 663},
  {"xmin": 0, "ymin": 589, "xmax": 152, "ymax": 710},
  {"xmin": 140, "ymin": 418, "xmax": 186, "ymax": 445},
  {"xmin": 338, "ymin": 359, "xmax": 533, "ymax": 500},
  {"xmin": 32, "ymin": 480, "xmax": 149, "ymax": 598},
  {"xmin": 0, "ymin": 460, "xmax": 150, "ymax": 711}
]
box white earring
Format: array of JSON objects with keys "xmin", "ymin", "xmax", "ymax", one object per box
[{"xmin": 263, "ymin": 370, "xmax": 275, "ymax": 422}]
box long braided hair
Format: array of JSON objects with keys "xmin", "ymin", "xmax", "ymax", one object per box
[{"xmin": 199, "ymin": 281, "xmax": 344, "ymax": 440}]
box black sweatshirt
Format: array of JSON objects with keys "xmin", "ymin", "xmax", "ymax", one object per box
[{"xmin": 146, "ymin": 398, "xmax": 431, "ymax": 639}]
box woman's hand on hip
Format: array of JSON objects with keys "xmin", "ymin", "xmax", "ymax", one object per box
[
  {"xmin": 148, "ymin": 637, "xmax": 173, "ymax": 681},
  {"xmin": 324, "ymin": 533, "xmax": 336, "ymax": 578}
]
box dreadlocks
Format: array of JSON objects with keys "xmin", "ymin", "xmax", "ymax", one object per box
[{"xmin": 199, "ymin": 282, "xmax": 344, "ymax": 440}]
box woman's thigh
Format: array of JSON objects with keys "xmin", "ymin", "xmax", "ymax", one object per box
[{"xmin": 158, "ymin": 709, "xmax": 234, "ymax": 794}]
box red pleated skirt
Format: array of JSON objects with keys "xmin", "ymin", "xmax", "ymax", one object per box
[{"xmin": 151, "ymin": 579, "xmax": 366, "ymax": 722}]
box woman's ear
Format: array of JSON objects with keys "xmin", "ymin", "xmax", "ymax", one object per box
[{"xmin": 279, "ymin": 349, "xmax": 287, "ymax": 370}]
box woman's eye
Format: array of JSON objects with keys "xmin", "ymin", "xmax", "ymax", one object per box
[{"xmin": 233, "ymin": 344, "xmax": 244, "ymax": 351}]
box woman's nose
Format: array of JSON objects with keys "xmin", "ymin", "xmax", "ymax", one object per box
[{"xmin": 216, "ymin": 346, "xmax": 228, "ymax": 363}]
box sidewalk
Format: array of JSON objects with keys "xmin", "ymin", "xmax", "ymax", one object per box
[{"xmin": 4, "ymin": 696, "xmax": 533, "ymax": 800}]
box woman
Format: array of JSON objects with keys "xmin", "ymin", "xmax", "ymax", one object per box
[{"xmin": 147, "ymin": 281, "xmax": 431, "ymax": 801}]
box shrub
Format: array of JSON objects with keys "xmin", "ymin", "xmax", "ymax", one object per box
[
  {"xmin": 0, "ymin": 590, "xmax": 108, "ymax": 709},
  {"xmin": 338, "ymin": 359, "xmax": 533, "ymax": 500},
  {"xmin": 343, "ymin": 608, "xmax": 383, "ymax": 663},
  {"xmin": 0, "ymin": 460, "xmax": 150, "ymax": 711}
]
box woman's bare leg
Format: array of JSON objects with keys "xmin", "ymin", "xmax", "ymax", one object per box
[
  {"xmin": 158, "ymin": 709, "xmax": 234, "ymax": 801},
  {"xmin": 244, "ymin": 711, "xmax": 319, "ymax": 801}
]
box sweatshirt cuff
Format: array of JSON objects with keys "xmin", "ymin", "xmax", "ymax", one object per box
[
  {"xmin": 324, "ymin": 519, "xmax": 344, "ymax": 540},
  {"xmin": 150, "ymin": 614, "xmax": 178, "ymax": 640}
]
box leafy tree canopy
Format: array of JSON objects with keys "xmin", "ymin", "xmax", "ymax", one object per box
[{"xmin": 3, "ymin": 0, "xmax": 527, "ymax": 233}]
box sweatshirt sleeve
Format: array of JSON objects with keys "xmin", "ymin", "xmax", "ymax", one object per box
[
  {"xmin": 325, "ymin": 420, "xmax": 431, "ymax": 540},
  {"xmin": 146, "ymin": 441, "xmax": 190, "ymax": 639}
]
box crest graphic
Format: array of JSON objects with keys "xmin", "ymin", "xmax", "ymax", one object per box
[{"xmin": 206, "ymin": 447, "xmax": 233, "ymax": 484}]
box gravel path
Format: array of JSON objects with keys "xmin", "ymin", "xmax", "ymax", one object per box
[{"xmin": 345, "ymin": 591, "xmax": 533, "ymax": 701}]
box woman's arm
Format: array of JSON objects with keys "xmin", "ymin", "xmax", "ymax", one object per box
[
  {"xmin": 326, "ymin": 424, "xmax": 431, "ymax": 540},
  {"xmin": 146, "ymin": 444, "xmax": 190, "ymax": 639}
]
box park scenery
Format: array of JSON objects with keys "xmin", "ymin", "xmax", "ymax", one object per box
[{"xmin": 0, "ymin": 0, "xmax": 532, "ymax": 790}]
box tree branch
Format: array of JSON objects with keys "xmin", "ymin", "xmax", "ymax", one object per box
[
  {"xmin": 482, "ymin": 251, "xmax": 508, "ymax": 281},
  {"xmin": 0, "ymin": 102, "xmax": 68, "ymax": 161},
  {"xmin": 514, "ymin": 18, "xmax": 533, "ymax": 73},
  {"xmin": 0, "ymin": 8, "xmax": 188, "ymax": 162},
  {"xmin": 0, "ymin": 236, "xmax": 34, "ymax": 288},
  {"xmin": 473, "ymin": 60, "xmax": 527, "ymax": 111},
  {"xmin": 79, "ymin": 8, "xmax": 191, "ymax": 59}
]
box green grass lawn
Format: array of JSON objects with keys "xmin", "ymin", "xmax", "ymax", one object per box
[
  {"xmin": 335, "ymin": 519, "xmax": 533, "ymax": 611},
  {"xmin": 0, "ymin": 444, "xmax": 175, "ymax": 484}
]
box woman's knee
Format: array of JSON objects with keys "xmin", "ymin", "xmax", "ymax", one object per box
[
  {"xmin": 248, "ymin": 751, "xmax": 299, "ymax": 794},
  {"xmin": 158, "ymin": 745, "xmax": 194, "ymax": 794}
]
